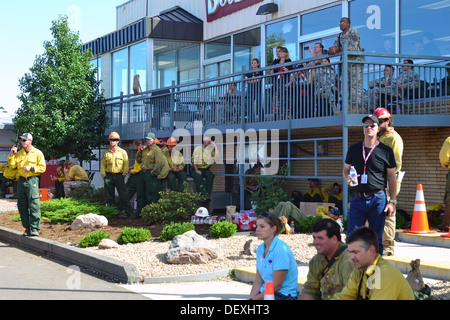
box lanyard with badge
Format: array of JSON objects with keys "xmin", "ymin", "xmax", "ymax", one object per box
[{"xmin": 361, "ymin": 141, "xmax": 378, "ymax": 184}]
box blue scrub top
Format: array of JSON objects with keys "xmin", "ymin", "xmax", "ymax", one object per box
[{"xmin": 256, "ymin": 235, "xmax": 299, "ymax": 297}]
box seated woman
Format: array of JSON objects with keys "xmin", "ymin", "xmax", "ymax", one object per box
[{"xmin": 248, "ymin": 211, "xmax": 299, "ymax": 300}]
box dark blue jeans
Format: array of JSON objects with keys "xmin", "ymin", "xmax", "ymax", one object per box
[{"xmin": 347, "ymin": 191, "xmax": 387, "ymax": 254}]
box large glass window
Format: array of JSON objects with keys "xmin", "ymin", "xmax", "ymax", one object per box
[
  {"xmin": 112, "ymin": 48, "xmax": 128, "ymax": 97},
  {"xmin": 154, "ymin": 41, "xmax": 200, "ymax": 89},
  {"xmin": 234, "ymin": 28, "xmax": 261, "ymax": 73},
  {"xmin": 266, "ymin": 17, "xmax": 298, "ymax": 65},
  {"xmin": 400, "ymin": 0, "xmax": 450, "ymax": 57},
  {"xmin": 130, "ymin": 41, "xmax": 147, "ymax": 92},
  {"xmin": 301, "ymin": 5, "xmax": 341, "ymax": 35},
  {"xmin": 205, "ymin": 37, "xmax": 231, "ymax": 60},
  {"xmin": 349, "ymin": 0, "xmax": 396, "ymax": 60}
]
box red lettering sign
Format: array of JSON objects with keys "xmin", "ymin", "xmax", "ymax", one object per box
[{"xmin": 205, "ymin": 0, "xmax": 264, "ymax": 22}]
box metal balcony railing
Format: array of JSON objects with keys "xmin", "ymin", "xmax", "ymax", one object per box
[{"xmin": 105, "ymin": 47, "xmax": 450, "ymax": 140}]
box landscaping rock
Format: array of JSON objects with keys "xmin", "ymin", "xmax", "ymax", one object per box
[
  {"xmin": 98, "ymin": 239, "xmax": 119, "ymax": 249},
  {"xmin": 166, "ymin": 230, "xmax": 220, "ymax": 264},
  {"xmin": 70, "ymin": 213, "xmax": 108, "ymax": 230}
]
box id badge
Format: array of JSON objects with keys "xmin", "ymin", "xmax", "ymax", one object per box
[{"xmin": 361, "ymin": 174, "xmax": 368, "ymax": 184}]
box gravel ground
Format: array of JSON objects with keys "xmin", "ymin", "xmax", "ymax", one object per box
[{"xmin": 84, "ymin": 233, "xmax": 317, "ymax": 279}]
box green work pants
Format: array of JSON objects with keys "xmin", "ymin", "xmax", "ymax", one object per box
[
  {"xmin": 191, "ymin": 168, "xmax": 215, "ymax": 199},
  {"xmin": 104, "ymin": 173, "xmax": 133, "ymax": 217},
  {"xmin": 167, "ymin": 171, "xmax": 187, "ymax": 192},
  {"xmin": 126, "ymin": 173, "xmax": 140, "ymax": 201},
  {"xmin": 17, "ymin": 176, "xmax": 41, "ymax": 232},
  {"xmin": 137, "ymin": 171, "xmax": 163, "ymax": 215}
]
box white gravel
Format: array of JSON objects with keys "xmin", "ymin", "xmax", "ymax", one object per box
[{"xmin": 84, "ymin": 233, "xmax": 316, "ymax": 279}]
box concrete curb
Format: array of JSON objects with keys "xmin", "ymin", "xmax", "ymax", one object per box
[
  {"xmin": 0, "ymin": 226, "xmax": 141, "ymax": 284},
  {"xmin": 144, "ymin": 269, "xmax": 231, "ymax": 284}
]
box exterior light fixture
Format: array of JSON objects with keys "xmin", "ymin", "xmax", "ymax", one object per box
[{"xmin": 256, "ymin": 3, "xmax": 278, "ymax": 15}]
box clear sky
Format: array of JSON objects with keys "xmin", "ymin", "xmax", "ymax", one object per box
[{"xmin": 0, "ymin": 0, "xmax": 126, "ymax": 115}]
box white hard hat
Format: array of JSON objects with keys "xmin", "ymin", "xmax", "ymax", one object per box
[{"xmin": 195, "ymin": 207, "xmax": 209, "ymax": 217}]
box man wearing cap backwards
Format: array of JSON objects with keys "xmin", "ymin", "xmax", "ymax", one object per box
[
  {"xmin": 136, "ymin": 132, "xmax": 169, "ymax": 214},
  {"xmin": 374, "ymin": 107, "xmax": 404, "ymax": 256},
  {"xmin": 8, "ymin": 133, "xmax": 46, "ymax": 236},
  {"xmin": 192, "ymin": 136, "xmax": 221, "ymax": 202},
  {"xmin": 343, "ymin": 114, "xmax": 397, "ymax": 254},
  {"xmin": 101, "ymin": 132, "xmax": 134, "ymax": 218},
  {"xmin": 164, "ymin": 137, "xmax": 187, "ymax": 192}
]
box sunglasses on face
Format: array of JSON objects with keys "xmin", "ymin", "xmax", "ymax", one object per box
[
  {"xmin": 21, "ymin": 139, "xmax": 28, "ymax": 142},
  {"xmin": 109, "ymin": 139, "xmax": 119, "ymax": 142},
  {"xmin": 363, "ymin": 124, "xmax": 377, "ymax": 128}
]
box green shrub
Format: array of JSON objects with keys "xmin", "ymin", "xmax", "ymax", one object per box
[
  {"xmin": 67, "ymin": 183, "xmax": 108, "ymax": 204},
  {"xmin": 117, "ymin": 227, "xmax": 151, "ymax": 244},
  {"xmin": 141, "ymin": 186, "xmax": 205, "ymax": 225},
  {"xmin": 295, "ymin": 216, "xmax": 323, "ymax": 233},
  {"xmin": 78, "ymin": 230, "xmax": 110, "ymax": 248},
  {"xmin": 40, "ymin": 198, "xmax": 119, "ymax": 224},
  {"xmin": 209, "ymin": 221, "xmax": 237, "ymax": 238},
  {"xmin": 160, "ymin": 222, "xmax": 195, "ymax": 242}
]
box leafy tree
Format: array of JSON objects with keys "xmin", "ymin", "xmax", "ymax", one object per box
[{"xmin": 14, "ymin": 15, "xmax": 107, "ymax": 161}]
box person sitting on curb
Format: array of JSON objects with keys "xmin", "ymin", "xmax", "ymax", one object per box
[
  {"xmin": 299, "ymin": 219, "xmax": 354, "ymax": 300},
  {"xmin": 333, "ymin": 227, "xmax": 415, "ymax": 300}
]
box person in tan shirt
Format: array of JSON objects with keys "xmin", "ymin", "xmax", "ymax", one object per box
[{"xmin": 63, "ymin": 160, "xmax": 89, "ymax": 197}]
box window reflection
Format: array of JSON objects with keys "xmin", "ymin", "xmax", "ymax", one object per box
[
  {"xmin": 266, "ymin": 17, "xmax": 298, "ymax": 66},
  {"xmin": 234, "ymin": 28, "xmax": 261, "ymax": 73},
  {"xmin": 349, "ymin": 0, "xmax": 396, "ymax": 62},
  {"xmin": 400, "ymin": 0, "xmax": 449, "ymax": 56},
  {"xmin": 301, "ymin": 5, "xmax": 341, "ymax": 35},
  {"xmin": 112, "ymin": 48, "xmax": 128, "ymax": 97}
]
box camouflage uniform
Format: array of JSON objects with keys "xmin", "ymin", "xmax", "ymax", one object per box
[
  {"xmin": 314, "ymin": 66, "xmax": 338, "ymax": 115},
  {"xmin": 389, "ymin": 69, "xmax": 420, "ymax": 99},
  {"xmin": 334, "ymin": 28, "xmax": 364, "ymax": 113},
  {"xmin": 363, "ymin": 76, "xmax": 395, "ymax": 110}
]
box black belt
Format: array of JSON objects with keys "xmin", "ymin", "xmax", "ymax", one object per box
[
  {"xmin": 351, "ymin": 190, "xmax": 383, "ymax": 197},
  {"xmin": 19, "ymin": 176, "xmax": 38, "ymax": 181},
  {"xmin": 106, "ymin": 172, "xmax": 121, "ymax": 176}
]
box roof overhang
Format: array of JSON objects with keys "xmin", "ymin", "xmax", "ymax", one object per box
[{"xmin": 83, "ymin": 6, "xmax": 203, "ymax": 56}]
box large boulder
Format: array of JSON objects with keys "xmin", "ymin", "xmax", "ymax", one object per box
[
  {"xmin": 70, "ymin": 213, "xmax": 108, "ymax": 230},
  {"xmin": 166, "ymin": 230, "xmax": 220, "ymax": 264}
]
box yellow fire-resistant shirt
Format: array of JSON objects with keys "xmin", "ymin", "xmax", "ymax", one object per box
[
  {"xmin": 332, "ymin": 255, "xmax": 415, "ymax": 300},
  {"xmin": 100, "ymin": 147, "xmax": 129, "ymax": 178},
  {"xmin": 140, "ymin": 145, "xmax": 170, "ymax": 179},
  {"xmin": 57, "ymin": 170, "xmax": 65, "ymax": 182},
  {"xmin": 192, "ymin": 146, "xmax": 220, "ymax": 169},
  {"xmin": 439, "ymin": 137, "xmax": 450, "ymax": 169},
  {"xmin": 67, "ymin": 165, "xmax": 89, "ymax": 181},
  {"xmin": 379, "ymin": 128, "xmax": 403, "ymax": 173},
  {"xmin": 163, "ymin": 148, "xmax": 185, "ymax": 171},
  {"xmin": 301, "ymin": 243, "xmax": 355, "ymax": 300},
  {"xmin": 2, "ymin": 166, "xmax": 18, "ymax": 182},
  {"xmin": 129, "ymin": 161, "xmax": 142, "ymax": 175},
  {"xmin": 8, "ymin": 146, "xmax": 46, "ymax": 178}
]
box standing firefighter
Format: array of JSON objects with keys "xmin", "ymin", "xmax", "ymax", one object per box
[
  {"xmin": 8, "ymin": 133, "xmax": 46, "ymax": 236},
  {"xmin": 374, "ymin": 107, "xmax": 404, "ymax": 256},
  {"xmin": 101, "ymin": 132, "xmax": 134, "ymax": 218}
]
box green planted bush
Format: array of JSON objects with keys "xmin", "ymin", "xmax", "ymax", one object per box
[
  {"xmin": 160, "ymin": 222, "xmax": 195, "ymax": 242},
  {"xmin": 117, "ymin": 227, "xmax": 151, "ymax": 245},
  {"xmin": 40, "ymin": 198, "xmax": 119, "ymax": 224},
  {"xmin": 209, "ymin": 221, "xmax": 237, "ymax": 238},
  {"xmin": 141, "ymin": 186, "xmax": 205, "ymax": 226},
  {"xmin": 295, "ymin": 215, "xmax": 323, "ymax": 233},
  {"xmin": 78, "ymin": 230, "xmax": 110, "ymax": 248}
]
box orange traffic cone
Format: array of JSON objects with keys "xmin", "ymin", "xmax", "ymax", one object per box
[
  {"xmin": 264, "ymin": 282, "xmax": 275, "ymax": 300},
  {"xmin": 403, "ymin": 184, "xmax": 437, "ymax": 234}
]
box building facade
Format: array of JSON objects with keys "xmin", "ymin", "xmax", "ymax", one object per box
[{"xmin": 83, "ymin": 0, "xmax": 450, "ymax": 216}]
